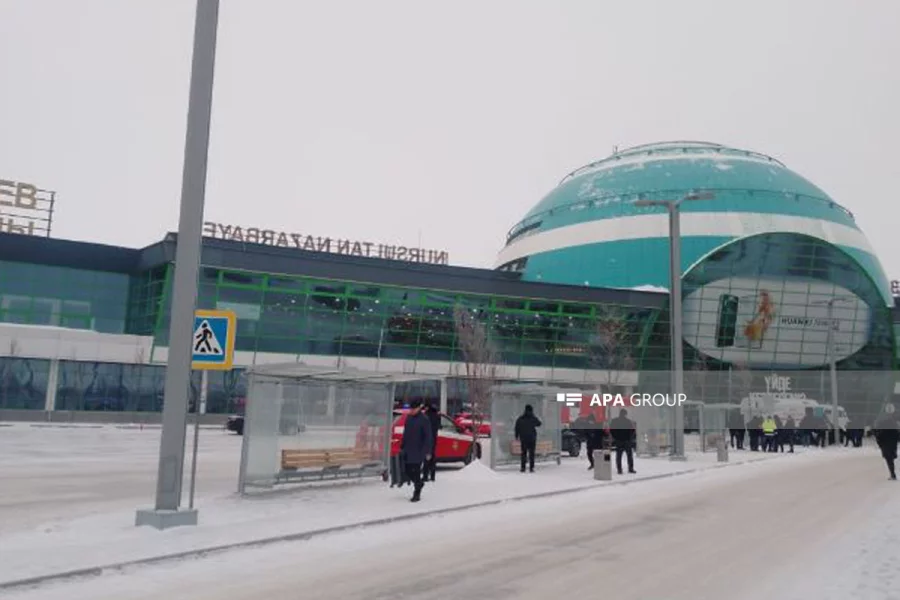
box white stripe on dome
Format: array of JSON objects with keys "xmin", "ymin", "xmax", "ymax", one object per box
[
  {"xmin": 563, "ymin": 152, "xmax": 785, "ymax": 182},
  {"xmin": 494, "ymin": 212, "xmax": 874, "ymax": 268}
]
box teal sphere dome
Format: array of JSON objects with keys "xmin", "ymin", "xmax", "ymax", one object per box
[{"xmin": 497, "ymin": 141, "xmax": 892, "ymax": 307}]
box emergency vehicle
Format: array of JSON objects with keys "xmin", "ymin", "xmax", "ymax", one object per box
[
  {"xmin": 452, "ymin": 412, "xmax": 491, "ymax": 437},
  {"xmin": 390, "ymin": 408, "xmax": 482, "ymax": 464}
]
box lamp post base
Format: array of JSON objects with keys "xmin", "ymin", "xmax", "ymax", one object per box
[
  {"xmin": 669, "ymin": 454, "xmax": 688, "ymax": 462},
  {"xmin": 135, "ymin": 508, "xmax": 198, "ymax": 529}
]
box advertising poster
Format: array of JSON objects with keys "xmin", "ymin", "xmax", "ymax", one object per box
[{"xmin": 682, "ymin": 276, "xmax": 871, "ymax": 367}]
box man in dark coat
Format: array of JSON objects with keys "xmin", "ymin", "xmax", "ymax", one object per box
[
  {"xmin": 609, "ymin": 408, "xmax": 637, "ymax": 475},
  {"xmin": 799, "ymin": 409, "xmax": 815, "ymax": 448},
  {"xmin": 728, "ymin": 409, "xmax": 745, "ymax": 450},
  {"xmin": 874, "ymin": 404, "xmax": 899, "ymax": 480},
  {"xmin": 514, "ymin": 404, "xmax": 542, "ymax": 472},
  {"xmin": 581, "ymin": 413, "xmax": 605, "ymax": 470},
  {"xmin": 400, "ymin": 400, "xmax": 434, "ymax": 502},
  {"xmin": 422, "ymin": 403, "xmax": 442, "ymax": 482},
  {"xmin": 782, "ymin": 416, "xmax": 796, "ymax": 453}
]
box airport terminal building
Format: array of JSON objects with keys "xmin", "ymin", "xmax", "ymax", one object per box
[{"xmin": 1, "ymin": 142, "xmax": 897, "ymax": 424}]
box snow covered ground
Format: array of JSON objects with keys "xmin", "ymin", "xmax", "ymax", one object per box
[
  {"xmin": 0, "ymin": 423, "xmax": 793, "ymax": 587},
  {"xmin": 3, "ymin": 447, "xmax": 882, "ymax": 600},
  {"xmin": 749, "ymin": 453, "xmax": 900, "ymax": 600}
]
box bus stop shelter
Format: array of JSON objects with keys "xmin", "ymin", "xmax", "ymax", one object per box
[
  {"xmin": 237, "ymin": 363, "xmax": 434, "ymax": 494},
  {"xmin": 489, "ymin": 383, "xmax": 564, "ymax": 470}
]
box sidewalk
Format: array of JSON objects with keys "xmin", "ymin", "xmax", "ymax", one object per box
[{"xmin": 0, "ymin": 446, "xmax": 802, "ymax": 589}]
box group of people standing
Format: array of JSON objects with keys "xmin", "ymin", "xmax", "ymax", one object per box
[
  {"xmin": 728, "ymin": 408, "xmax": 864, "ymax": 453},
  {"xmin": 573, "ymin": 409, "xmax": 638, "ymax": 475}
]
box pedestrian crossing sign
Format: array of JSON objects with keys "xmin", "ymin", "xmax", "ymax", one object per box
[{"xmin": 192, "ymin": 309, "xmax": 236, "ymax": 371}]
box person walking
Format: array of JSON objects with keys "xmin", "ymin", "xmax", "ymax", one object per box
[
  {"xmin": 873, "ymin": 404, "xmax": 899, "ymax": 480},
  {"xmin": 609, "ymin": 408, "xmax": 637, "ymax": 475},
  {"xmin": 582, "ymin": 413, "xmax": 604, "ymax": 470},
  {"xmin": 514, "ymin": 404, "xmax": 542, "ymax": 473},
  {"xmin": 400, "ymin": 400, "xmax": 434, "ymax": 502},
  {"xmin": 422, "ymin": 402, "xmax": 441, "ymax": 482}
]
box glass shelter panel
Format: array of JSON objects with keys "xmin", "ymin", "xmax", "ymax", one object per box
[
  {"xmin": 489, "ymin": 384, "xmax": 562, "ymax": 470},
  {"xmin": 238, "ymin": 367, "xmax": 399, "ymax": 493}
]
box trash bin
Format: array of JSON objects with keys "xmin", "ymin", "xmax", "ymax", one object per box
[
  {"xmin": 716, "ymin": 436, "xmax": 728, "ymax": 463},
  {"xmin": 594, "ymin": 448, "xmax": 613, "ymax": 481}
]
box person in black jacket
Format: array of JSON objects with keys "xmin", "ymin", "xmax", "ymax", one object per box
[
  {"xmin": 728, "ymin": 409, "xmax": 745, "ymax": 450},
  {"xmin": 874, "ymin": 404, "xmax": 899, "ymax": 480},
  {"xmin": 609, "ymin": 408, "xmax": 637, "ymax": 475},
  {"xmin": 400, "ymin": 400, "xmax": 434, "ymax": 502},
  {"xmin": 783, "ymin": 416, "xmax": 796, "ymax": 453},
  {"xmin": 581, "ymin": 413, "xmax": 605, "ymax": 470},
  {"xmin": 422, "ymin": 403, "xmax": 442, "ymax": 482},
  {"xmin": 798, "ymin": 409, "xmax": 815, "ymax": 448},
  {"xmin": 514, "ymin": 404, "xmax": 542, "ymax": 473},
  {"xmin": 747, "ymin": 415, "xmax": 762, "ymax": 451}
]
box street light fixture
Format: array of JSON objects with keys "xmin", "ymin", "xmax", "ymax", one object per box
[
  {"xmin": 811, "ymin": 296, "xmax": 853, "ymax": 444},
  {"xmin": 634, "ymin": 191, "xmax": 715, "ymax": 460}
]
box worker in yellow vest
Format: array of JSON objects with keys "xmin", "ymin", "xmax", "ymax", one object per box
[{"xmin": 762, "ymin": 416, "xmax": 778, "ymax": 452}]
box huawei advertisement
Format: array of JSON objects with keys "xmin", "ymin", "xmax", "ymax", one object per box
[{"xmin": 682, "ymin": 276, "xmax": 872, "ymax": 367}]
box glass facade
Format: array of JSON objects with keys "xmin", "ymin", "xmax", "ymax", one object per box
[
  {"xmin": 682, "ymin": 233, "xmax": 894, "ymax": 371},
  {"xmin": 56, "ymin": 361, "xmax": 166, "ymax": 412},
  {"xmin": 0, "ymin": 356, "xmax": 51, "ymax": 410},
  {"xmin": 152, "ymin": 266, "xmax": 672, "ymax": 371},
  {"xmin": 0, "ymin": 233, "xmax": 895, "ymax": 417},
  {"xmin": 0, "ymin": 260, "xmax": 130, "ymax": 333}
]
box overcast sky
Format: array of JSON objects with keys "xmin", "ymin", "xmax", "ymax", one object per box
[{"xmin": 2, "ymin": 0, "xmax": 899, "ymax": 276}]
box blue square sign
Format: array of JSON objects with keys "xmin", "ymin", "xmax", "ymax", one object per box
[{"xmin": 192, "ymin": 309, "xmax": 236, "ymax": 370}]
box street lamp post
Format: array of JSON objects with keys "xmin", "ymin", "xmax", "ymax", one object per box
[
  {"xmin": 635, "ymin": 191, "xmax": 714, "ymax": 460},
  {"xmin": 815, "ymin": 296, "xmax": 851, "ymax": 445},
  {"xmin": 135, "ymin": 0, "xmax": 220, "ymax": 530}
]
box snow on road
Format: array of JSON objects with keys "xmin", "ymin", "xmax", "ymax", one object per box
[
  {"xmin": 5, "ymin": 448, "xmax": 886, "ymax": 600},
  {"xmin": 0, "ymin": 423, "xmax": 780, "ymax": 586}
]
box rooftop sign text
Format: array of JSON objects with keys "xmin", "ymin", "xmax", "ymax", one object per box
[{"xmin": 202, "ymin": 221, "xmax": 449, "ymax": 266}]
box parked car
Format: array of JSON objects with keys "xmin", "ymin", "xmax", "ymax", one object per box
[
  {"xmin": 225, "ymin": 415, "xmax": 244, "ymax": 435},
  {"xmin": 562, "ymin": 428, "xmax": 582, "ymax": 457},
  {"xmin": 392, "ymin": 409, "xmax": 481, "ymax": 464},
  {"xmin": 453, "ymin": 412, "xmax": 491, "ymax": 437}
]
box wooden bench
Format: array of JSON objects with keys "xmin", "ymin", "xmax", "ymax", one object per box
[
  {"xmin": 509, "ymin": 439, "xmax": 555, "ymax": 456},
  {"xmin": 277, "ymin": 447, "xmax": 383, "ymax": 483}
]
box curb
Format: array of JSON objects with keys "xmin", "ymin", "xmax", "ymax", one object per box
[
  {"xmin": 0, "ymin": 453, "xmax": 783, "ymax": 592},
  {"xmin": 2, "ymin": 423, "xmax": 225, "ymax": 431}
]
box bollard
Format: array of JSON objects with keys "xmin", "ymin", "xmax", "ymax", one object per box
[
  {"xmin": 716, "ymin": 435, "xmax": 728, "ymax": 463},
  {"xmin": 594, "ymin": 448, "xmax": 613, "ymax": 480}
]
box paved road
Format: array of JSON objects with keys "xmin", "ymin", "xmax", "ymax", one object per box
[
  {"xmin": 8, "ymin": 448, "xmax": 892, "ymax": 600},
  {"xmin": 0, "ymin": 427, "xmax": 242, "ymax": 533}
]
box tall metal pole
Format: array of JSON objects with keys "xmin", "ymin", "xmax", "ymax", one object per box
[
  {"xmin": 188, "ymin": 369, "xmax": 208, "ymax": 509},
  {"xmin": 138, "ymin": 0, "xmax": 220, "ymax": 526},
  {"xmin": 827, "ymin": 300, "xmax": 839, "ymax": 446},
  {"xmin": 670, "ymin": 202, "xmax": 686, "ymax": 459}
]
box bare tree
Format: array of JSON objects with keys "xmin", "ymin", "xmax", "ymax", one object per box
[
  {"xmin": 590, "ymin": 306, "xmax": 636, "ymax": 392},
  {"xmin": 453, "ymin": 305, "xmax": 499, "ymax": 461}
]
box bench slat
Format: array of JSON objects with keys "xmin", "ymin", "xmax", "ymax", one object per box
[{"xmin": 281, "ymin": 447, "xmax": 374, "ymax": 470}]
